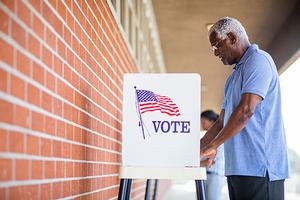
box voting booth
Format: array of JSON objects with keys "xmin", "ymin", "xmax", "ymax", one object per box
[{"xmin": 119, "ymin": 74, "xmax": 206, "ymax": 200}]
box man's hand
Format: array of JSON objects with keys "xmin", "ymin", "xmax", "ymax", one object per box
[{"xmin": 200, "ymin": 145, "xmax": 217, "ymax": 168}]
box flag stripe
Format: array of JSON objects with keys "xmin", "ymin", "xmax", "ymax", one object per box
[
  {"xmin": 140, "ymin": 105, "xmax": 180, "ymax": 113},
  {"xmin": 140, "ymin": 108, "xmax": 180, "ymax": 116},
  {"xmin": 139, "ymin": 102, "xmax": 179, "ymax": 109}
]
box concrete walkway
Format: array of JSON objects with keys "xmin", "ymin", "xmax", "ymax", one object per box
[{"xmin": 162, "ymin": 180, "xmax": 229, "ymax": 200}]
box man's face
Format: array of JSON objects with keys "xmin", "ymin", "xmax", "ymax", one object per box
[{"xmin": 209, "ymin": 31, "xmax": 236, "ymax": 65}]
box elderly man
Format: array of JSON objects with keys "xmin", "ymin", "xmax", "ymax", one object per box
[{"xmin": 200, "ymin": 17, "xmax": 289, "ymax": 200}]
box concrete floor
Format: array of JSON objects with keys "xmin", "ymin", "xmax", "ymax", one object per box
[{"xmin": 162, "ymin": 180, "xmax": 229, "ymax": 200}]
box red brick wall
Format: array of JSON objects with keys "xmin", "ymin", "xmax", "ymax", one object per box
[{"xmin": 0, "ymin": 0, "xmax": 159, "ymax": 199}]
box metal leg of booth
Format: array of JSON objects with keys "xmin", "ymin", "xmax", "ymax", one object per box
[
  {"xmin": 195, "ymin": 180, "xmax": 206, "ymax": 200},
  {"xmin": 118, "ymin": 179, "xmax": 127, "ymax": 200},
  {"xmin": 144, "ymin": 179, "xmax": 151, "ymax": 200},
  {"xmin": 118, "ymin": 178, "xmax": 133, "ymax": 200},
  {"xmin": 125, "ymin": 179, "xmax": 132, "ymax": 200},
  {"xmin": 152, "ymin": 179, "xmax": 158, "ymax": 200}
]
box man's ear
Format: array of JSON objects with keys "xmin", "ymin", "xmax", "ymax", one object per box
[{"xmin": 227, "ymin": 32, "xmax": 238, "ymax": 45}]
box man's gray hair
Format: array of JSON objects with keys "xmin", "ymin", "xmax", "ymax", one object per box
[{"xmin": 209, "ymin": 17, "xmax": 249, "ymax": 41}]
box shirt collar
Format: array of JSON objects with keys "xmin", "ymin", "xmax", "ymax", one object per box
[{"xmin": 234, "ymin": 44, "xmax": 258, "ymax": 70}]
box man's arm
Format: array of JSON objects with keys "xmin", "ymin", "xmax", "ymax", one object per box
[
  {"xmin": 201, "ymin": 93, "xmax": 262, "ymax": 167},
  {"xmin": 200, "ymin": 110, "xmax": 224, "ymax": 150}
]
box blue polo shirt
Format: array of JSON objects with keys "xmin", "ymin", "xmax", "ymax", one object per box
[{"xmin": 222, "ymin": 44, "xmax": 289, "ymax": 181}]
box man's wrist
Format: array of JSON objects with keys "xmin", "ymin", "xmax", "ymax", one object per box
[{"xmin": 209, "ymin": 141, "xmax": 219, "ymax": 149}]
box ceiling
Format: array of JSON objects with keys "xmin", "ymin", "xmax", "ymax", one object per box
[{"xmin": 152, "ymin": 0, "xmax": 299, "ymax": 112}]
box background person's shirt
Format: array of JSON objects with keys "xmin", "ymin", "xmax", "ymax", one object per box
[{"xmin": 221, "ymin": 44, "xmax": 289, "ymax": 181}]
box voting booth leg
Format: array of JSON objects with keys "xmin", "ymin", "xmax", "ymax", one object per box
[
  {"xmin": 118, "ymin": 179, "xmax": 127, "ymax": 200},
  {"xmin": 118, "ymin": 179, "xmax": 132, "ymax": 200},
  {"xmin": 195, "ymin": 180, "xmax": 206, "ymax": 200},
  {"xmin": 144, "ymin": 179, "xmax": 151, "ymax": 200},
  {"xmin": 126, "ymin": 179, "xmax": 132, "ymax": 199},
  {"xmin": 152, "ymin": 179, "xmax": 158, "ymax": 200}
]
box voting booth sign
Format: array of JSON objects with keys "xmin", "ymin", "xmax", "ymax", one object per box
[{"xmin": 122, "ymin": 73, "xmax": 201, "ymax": 168}]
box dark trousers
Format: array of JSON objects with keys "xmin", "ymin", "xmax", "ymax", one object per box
[{"xmin": 227, "ymin": 173, "xmax": 285, "ymax": 200}]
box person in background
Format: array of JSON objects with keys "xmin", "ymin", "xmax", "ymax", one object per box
[{"xmin": 201, "ymin": 110, "xmax": 226, "ymax": 200}]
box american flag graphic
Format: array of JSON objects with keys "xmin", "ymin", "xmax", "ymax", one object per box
[{"xmin": 136, "ymin": 89, "xmax": 181, "ymax": 116}]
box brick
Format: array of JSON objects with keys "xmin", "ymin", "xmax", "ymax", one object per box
[
  {"xmin": 42, "ymin": 45, "xmax": 53, "ymax": 69},
  {"xmin": 9, "ymin": 131, "xmax": 24, "ymax": 153},
  {"xmin": 0, "ymin": 99, "xmax": 13, "ymax": 123},
  {"xmin": 63, "ymin": 26, "xmax": 71, "ymax": 46},
  {"xmin": 53, "ymin": 140, "xmax": 62, "ymax": 157},
  {"xmin": 0, "ymin": 129, "xmax": 8, "ymax": 152},
  {"xmin": 10, "ymin": 75, "xmax": 25, "ymax": 100},
  {"xmin": 26, "ymin": 134, "xmax": 39, "ymax": 155},
  {"xmin": 32, "ymin": 62, "xmax": 44, "ymax": 85},
  {"xmin": 62, "ymin": 142, "xmax": 71, "ymax": 158},
  {"xmin": 29, "ymin": 0, "xmax": 41, "ymax": 13},
  {"xmin": 2, "ymin": 0, "xmax": 15, "ymax": 12},
  {"xmin": 0, "ymin": 38, "xmax": 14, "ymax": 66},
  {"xmin": 11, "ymin": 20, "xmax": 26, "ymax": 48},
  {"xmin": 14, "ymin": 105, "xmax": 30, "ymax": 128},
  {"xmin": 44, "ymin": 160, "xmax": 55, "ymax": 179},
  {"xmin": 63, "ymin": 63, "xmax": 72, "ymax": 83},
  {"xmin": 66, "ymin": 9, "xmax": 74, "ymax": 32},
  {"xmin": 31, "ymin": 111, "xmax": 44, "ymax": 132},
  {"xmin": 0, "ymin": 188, "xmax": 7, "ymax": 200},
  {"xmin": 53, "ymin": 182, "xmax": 62, "ymax": 199},
  {"xmin": 55, "ymin": 161, "xmax": 64, "ymax": 178},
  {"xmin": 63, "ymin": 180, "xmax": 71, "ymax": 197},
  {"xmin": 0, "ymin": 159, "xmax": 12, "ymax": 181},
  {"xmin": 15, "ymin": 159, "xmax": 29, "ymax": 180},
  {"xmin": 16, "ymin": 50, "xmax": 31, "ymax": 76},
  {"xmin": 57, "ymin": 79, "xmax": 66, "ymax": 98},
  {"xmin": 0, "ymin": 11, "xmax": 9, "ymax": 34},
  {"xmin": 56, "ymin": 120, "xmax": 65, "ymax": 138},
  {"xmin": 31, "ymin": 160, "xmax": 42, "ymax": 179},
  {"xmin": 44, "ymin": 115, "xmax": 55, "ymax": 135},
  {"xmin": 63, "ymin": 103, "xmax": 72, "ymax": 121},
  {"xmin": 41, "ymin": 183, "xmax": 51, "ymax": 199},
  {"xmin": 66, "ymin": 124, "xmax": 73, "ymax": 140},
  {"xmin": 53, "ymin": 97, "xmax": 62, "ymax": 116},
  {"xmin": 64, "ymin": 85, "xmax": 74, "ymax": 103},
  {"xmin": 71, "ymin": 106, "xmax": 78, "ymax": 123},
  {"xmin": 17, "ymin": 0, "xmax": 31, "ymax": 27},
  {"xmin": 49, "ymin": 6, "xmax": 63, "ymax": 35},
  {"xmin": 47, "ymin": 0, "xmax": 57, "ymax": 9},
  {"xmin": 31, "ymin": 15, "xmax": 44, "ymax": 39},
  {"xmin": 71, "ymin": 180, "xmax": 80, "ymax": 196},
  {"xmin": 9, "ymin": 186, "xmax": 25, "ymax": 200},
  {"xmin": 45, "ymin": 71, "xmax": 55, "ymax": 92},
  {"xmin": 74, "ymin": 127, "xmax": 81, "ymax": 143},
  {"xmin": 57, "ymin": 0, "xmax": 66, "ymax": 21},
  {"xmin": 46, "ymin": 29, "xmax": 57, "ymax": 52},
  {"xmin": 57, "ymin": 40, "xmax": 66, "ymax": 58},
  {"xmin": 28, "ymin": 34, "xmax": 40, "ymax": 58},
  {"xmin": 27, "ymin": 83, "xmax": 41, "ymax": 106},
  {"xmin": 41, "ymin": 138, "xmax": 52, "ymax": 157},
  {"xmin": 42, "ymin": 1, "xmax": 54, "ymax": 24},
  {"xmin": 41, "ymin": 91, "xmax": 53, "ymax": 112},
  {"xmin": 0, "ymin": 68, "xmax": 7, "ymax": 92},
  {"xmin": 23, "ymin": 185, "xmax": 39, "ymax": 199}
]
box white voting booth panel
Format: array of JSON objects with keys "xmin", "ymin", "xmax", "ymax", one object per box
[{"xmin": 121, "ymin": 74, "xmax": 206, "ymax": 180}]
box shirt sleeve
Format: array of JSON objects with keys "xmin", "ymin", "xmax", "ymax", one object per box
[{"xmin": 241, "ymin": 53, "xmax": 273, "ymax": 99}]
